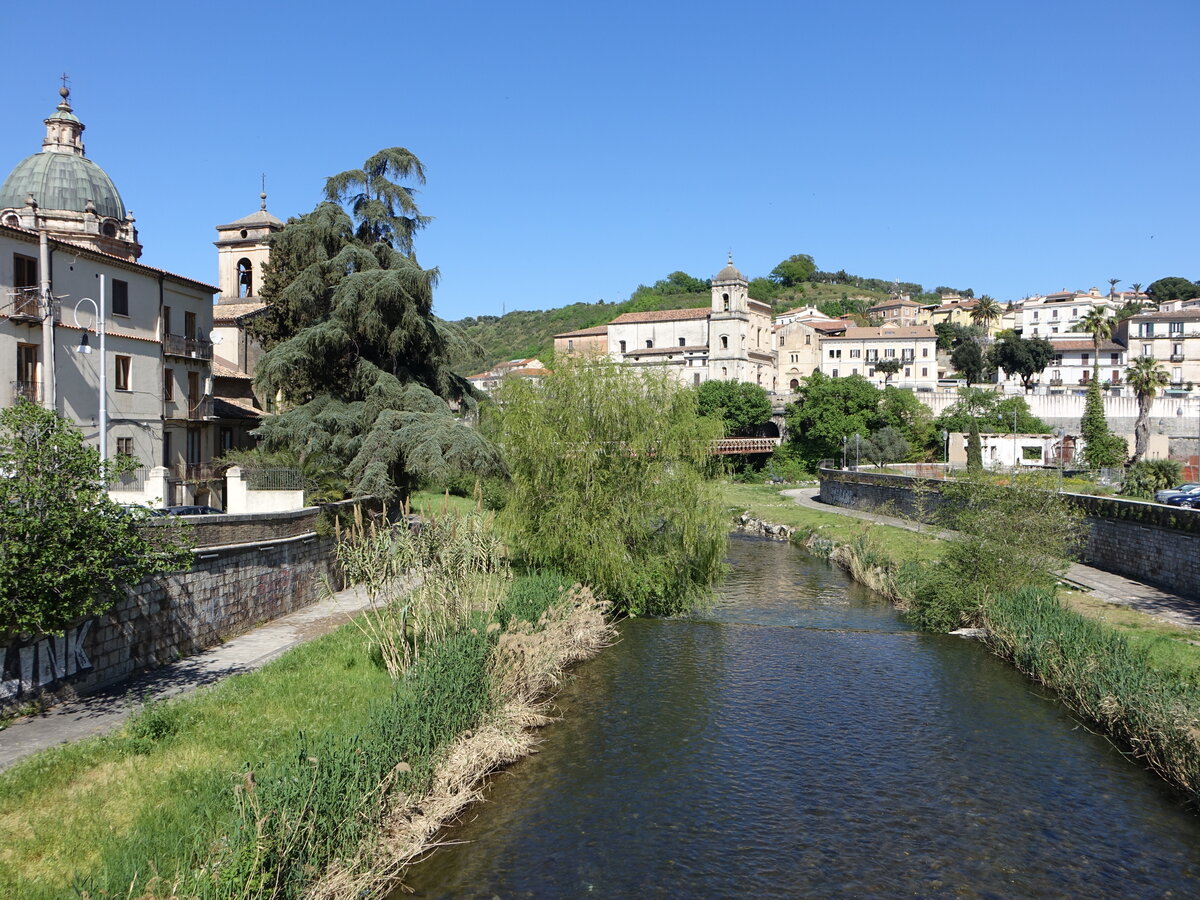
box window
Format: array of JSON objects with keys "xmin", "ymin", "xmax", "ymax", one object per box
[
  {"xmin": 115, "ymin": 355, "xmax": 131, "ymax": 391},
  {"xmin": 1139, "ymin": 323, "xmax": 1154, "ymax": 338},
  {"xmin": 1050, "ymin": 327, "xmax": 1058, "ymax": 334},
  {"xmin": 13, "ymin": 254, "xmax": 37, "ymax": 287},
  {"xmin": 1032, "ymin": 311, "xmax": 1039, "ymax": 321},
  {"xmin": 831, "ymin": 369, "xmax": 839, "ymax": 377},
  {"xmin": 722, "ymin": 293, "xmax": 729, "ymax": 311},
  {"xmin": 1051, "ymin": 309, "xmax": 1058, "ymax": 319},
  {"xmin": 186, "ymin": 428, "xmax": 202, "ymax": 465},
  {"xmin": 850, "ymin": 349, "xmax": 861, "ymax": 358},
  {"xmin": 163, "ymin": 306, "xmax": 172, "ymax": 336},
  {"xmin": 567, "ymin": 340, "xmax": 574, "ymax": 351},
  {"xmin": 851, "ymin": 368, "xmax": 858, "ymax": 375},
  {"xmin": 921, "ymin": 367, "xmax": 928, "ymax": 377},
  {"xmin": 805, "ymin": 334, "xmax": 811, "ymax": 345},
  {"xmin": 116, "ymin": 437, "xmax": 134, "ymax": 458},
  {"xmin": 679, "ymin": 337, "xmax": 686, "ymax": 347},
  {"xmin": 163, "ymin": 367, "xmax": 174, "ymax": 401},
  {"xmin": 779, "ymin": 335, "xmax": 785, "ymax": 347},
  {"xmin": 721, "ymin": 367, "xmax": 727, "ymax": 378},
  {"xmin": 111, "ymin": 279, "xmax": 129, "ymax": 317},
  {"xmin": 693, "ymin": 373, "xmax": 700, "ymax": 386},
  {"xmin": 1170, "ymin": 321, "xmax": 1184, "ymax": 335},
  {"xmin": 868, "ymin": 368, "xmax": 875, "ymax": 377},
  {"xmin": 1142, "ymin": 343, "xmax": 1153, "ymax": 357},
  {"xmin": 922, "ymin": 347, "xmax": 929, "ymax": 357},
  {"xmin": 884, "ymin": 349, "xmax": 896, "ymax": 358},
  {"xmin": 184, "ymin": 311, "xmax": 196, "ymax": 340},
  {"xmin": 645, "ymin": 339, "xmax": 653, "ymax": 349},
  {"xmin": 1081, "ymin": 353, "xmax": 1089, "ymax": 366},
  {"xmin": 1071, "ymin": 308, "xmax": 1078, "ymax": 318},
  {"xmin": 618, "ymin": 340, "xmax": 626, "ymax": 353},
  {"xmin": 220, "ymin": 427, "xmax": 234, "ymax": 451},
  {"xmin": 1111, "ymin": 353, "xmax": 1120, "ymax": 364},
  {"xmin": 1174, "ymin": 367, "xmax": 1183, "ymax": 383},
  {"xmin": 188, "ymin": 371, "xmax": 201, "ymax": 403},
  {"xmin": 829, "ymin": 349, "xmax": 841, "ymax": 359},
  {"xmin": 163, "ymin": 432, "xmax": 172, "ymax": 467},
  {"xmin": 1052, "ymin": 354, "xmax": 1063, "ymax": 366},
  {"xmin": 721, "ymin": 335, "xmax": 729, "ymax": 349},
  {"xmin": 790, "ymin": 353, "xmax": 798, "ymax": 363}
]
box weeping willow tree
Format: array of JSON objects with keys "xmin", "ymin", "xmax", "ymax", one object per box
[
  {"xmin": 497, "ymin": 359, "xmax": 727, "ymax": 616},
  {"xmin": 246, "ymin": 149, "xmax": 503, "ymax": 500}
]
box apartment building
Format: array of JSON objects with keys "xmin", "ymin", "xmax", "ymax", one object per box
[{"xmin": 818, "ymin": 324, "xmax": 939, "ymax": 390}]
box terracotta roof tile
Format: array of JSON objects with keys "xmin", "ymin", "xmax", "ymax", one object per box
[
  {"xmin": 608, "ymin": 307, "xmax": 710, "ymax": 325},
  {"xmin": 554, "ymin": 325, "xmax": 609, "ymax": 338}
]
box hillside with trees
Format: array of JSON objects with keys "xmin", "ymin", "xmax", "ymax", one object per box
[{"xmin": 448, "ymin": 255, "xmax": 974, "ymax": 374}]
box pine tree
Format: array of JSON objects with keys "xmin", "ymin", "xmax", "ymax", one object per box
[
  {"xmin": 1079, "ymin": 375, "xmax": 1125, "ymax": 468},
  {"xmin": 247, "ymin": 148, "xmax": 504, "ymax": 500}
]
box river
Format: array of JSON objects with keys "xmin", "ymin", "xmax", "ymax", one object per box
[{"xmin": 400, "ymin": 534, "xmax": 1200, "ymax": 898}]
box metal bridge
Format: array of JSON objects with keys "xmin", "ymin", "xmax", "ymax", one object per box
[{"xmin": 711, "ymin": 437, "xmax": 781, "ymax": 455}]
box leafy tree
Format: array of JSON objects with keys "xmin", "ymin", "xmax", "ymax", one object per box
[
  {"xmin": 950, "ymin": 339, "xmax": 990, "ymax": 385},
  {"xmin": 874, "ymin": 357, "xmax": 903, "ymax": 384},
  {"xmin": 934, "ymin": 388, "xmax": 1049, "ymax": 435},
  {"xmin": 989, "ymin": 334, "xmax": 1054, "ymax": 391},
  {"xmin": 1079, "ymin": 374, "xmax": 1126, "ymax": 468},
  {"xmin": 934, "ymin": 320, "xmax": 974, "ymax": 351},
  {"xmin": 1146, "ymin": 276, "xmax": 1200, "ymax": 304},
  {"xmin": 696, "ymin": 380, "xmax": 772, "ymax": 436},
  {"xmin": 769, "ymin": 254, "xmax": 817, "ymax": 287},
  {"xmin": 784, "ymin": 372, "xmax": 881, "ymax": 470},
  {"xmin": 1120, "ymin": 459, "xmax": 1182, "ymax": 499},
  {"xmin": 247, "ymin": 149, "xmax": 505, "ymax": 501},
  {"xmin": 747, "ymin": 276, "xmax": 781, "ymax": 303},
  {"xmin": 1126, "ymin": 356, "xmax": 1170, "ymax": 462},
  {"xmin": 862, "ymin": 426, "xmax": 909, "ymax": 468},
  {"xmin": 875, "ymin": 385, "xmax": 936, "ymax": 453},
  {"xmin": 935, "ymin": 286, "xmax": 975, "ymax": 298},
  {"xmin": 0, "ymin": 402, "xmax": 187, "ymax": 635},
  {"xmin": 497, "ymin": 359, "xmax": 726, "ymax": 616}
]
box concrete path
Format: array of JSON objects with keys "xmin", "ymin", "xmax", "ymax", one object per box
[
  {"xmin": 782, "ymin": 487, "xmax": 1200, "ymax": 630},
  {"xmin": 0, "ymin": 583, "xmax": 377, "ymax": 771}
]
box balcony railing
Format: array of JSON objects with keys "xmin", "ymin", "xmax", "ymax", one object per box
[
  {"xmin": 1048, "ymin": 378, "xmax": 1063, "ymax": 386},
  {"xmin": 171, "ymin": 463, "xmax": 222, "ymax": 482},
  {"xmin": 163, "ymin": 333, "xmax": 213, "ymax": 360},
  {"xmin": 1171, "ymin": 353, "xmax": 1185, "ymax": 362},
  {"xmin": 164, "ymin": 398, "xmax": 212, "ymax": 420},
  {"xmin": 11, "ymin": 380, "xmax": 40, "ymax": 403}
]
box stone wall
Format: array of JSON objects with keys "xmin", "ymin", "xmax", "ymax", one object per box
[
  {"xmin": 818, "ymin": 468, "xmax": 1200, "ymax": 601},
  {"xmin": 0, "ymin": 502, "xmax": 373, "ymax": 713}
]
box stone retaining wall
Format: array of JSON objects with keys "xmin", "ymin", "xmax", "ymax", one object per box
[
  {"xmin": 817, "ymin": 468, "xmax": 1200, "ymax": 601},
  {"xmin": 0, "ymin": 501, "xmax": 381, "ymax": 714}
]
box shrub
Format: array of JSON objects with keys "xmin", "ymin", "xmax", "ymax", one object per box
[{"xmin": 1121, "ymin": 459, "xmax": 1182, "ymax": 499}]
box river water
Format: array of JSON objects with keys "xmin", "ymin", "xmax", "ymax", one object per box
[{"xmin": 401, "ymin": 534, "xmax": 1200, "ymax": 898}]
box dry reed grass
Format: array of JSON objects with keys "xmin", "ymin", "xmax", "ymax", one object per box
[{"xmin": 308, "ymin": 585, "xmax": 613, "ymax": 899}]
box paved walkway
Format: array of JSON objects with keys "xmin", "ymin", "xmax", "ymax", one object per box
[
  {"xmin": 0, "ymin": 583, "xmax": 378, "ymax": 771},
  {"xmin": 782, "ymin": 487, "xmax": 1200, "ymax": 630}
]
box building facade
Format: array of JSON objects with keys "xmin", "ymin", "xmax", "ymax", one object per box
[{"xmin": 818, "ymin": 324, "xmax": 939, "ymax": 390}]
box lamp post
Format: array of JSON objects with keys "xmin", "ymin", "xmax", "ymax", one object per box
[
  {"xmin": 841, "ymin": 435, "xmax": 848, "ymax": 470},
  {"xmin": 941, "ymin": 429, "xmax": 948, "ymax": 476},
  {"xmin": 73, "ymin": 275, "xmax": 107, "ymax": 463},
  {"xmin": 855, "ymin": 433, "xmax": 861, "ymax": 471}
]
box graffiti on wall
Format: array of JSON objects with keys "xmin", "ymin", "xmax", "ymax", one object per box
[{"xmin": 0, "ymin": 620, "xmax": 93, "ymax": 702}]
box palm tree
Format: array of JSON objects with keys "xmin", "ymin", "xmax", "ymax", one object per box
[
  {"xmin": 1131, "ymin": 282, "xmax": 1143, "ymax": 296},
  {"xmin": 970, "ymin": 295, "xmax": 1002, "ymax": 332},
  {"xmin": 1108, "ymin": 278, "xmax": 1120, "ymax": 299},
  {"xmin": 1126, "ymin": 356, "xmax": 1171, "ymax": 462},
  {"xmin": 1079, "ymin": 308, "xmax": 1114, "ymax": 378}
]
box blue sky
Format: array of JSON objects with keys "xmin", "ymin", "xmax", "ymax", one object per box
[{"xmin": 2, "ymin": 1, "xmax": 1196, "ymax": 319}]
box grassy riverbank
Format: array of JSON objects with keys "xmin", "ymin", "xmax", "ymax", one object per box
[
  {"xmin": 723, "ymin": 480, "xmax": 1200, "ymax": 801},
  {"xmin": 0, "ymin": 514, "xmax": 611, "ymax": 898}
]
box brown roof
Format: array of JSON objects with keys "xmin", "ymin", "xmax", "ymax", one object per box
[
  {"xmin": 554, "ymin": 325, "xmax": 609, "ymax": 338},
  {"xmin": 213, "ymin": 301, "xmax": 267, "ymax": 323},
  {"xmin": 824, "ymin": 326, "xmax": 937, "ymax": 340},
  {"xmin": 1131, "ymin": 309, "xmax": 1200, "ymax": 322},
  {"xmin": 810, "ymin": 322, "xmax": 848, "ymax": 334},
  {"xmin": 869, "ymin": 299, "xmax": 923, "ymax": 311},
  {"xmin": 1047, "ymin": 339, "xmax": 1124, "ymax": 352},
  {"xmin": 212, "ymin": 360, "xmax": 253, "ymax": 380},
  {"xmin": 608, "ymin": 307, "xmax": 710, "ymax": 325},
  {"xmin": 212, "ymin": 397, "xmax": 260, "ymax": 420}
]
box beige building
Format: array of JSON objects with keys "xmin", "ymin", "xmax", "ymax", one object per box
[
  {"xmin": 1043, "ymin": 336, "xmax": 1127, "ymax": 394},
  {"xmin": 775, "ymin": 315, "xmax": 845, "ymax": 392},
  {"xmin": 818, "ymin": 324, "xmax": 939, "ymax": 390},
  {"xmin": 552, "ymin": 324, "xmax": 608, "ymax": 357},
  {"xmin": 607, "ymin": 257, "xmax": 776, "ymax": 389},
  {"xmin": 1126, "ymin": 306, "xmax": 1200, "ymax": 391},
  {"xmin": 0, "ymin": 87, "xmax": 220, "ymax": 508},
  {"xmin": 868, "ymin": 297, "xmax": 924, "ymax": 326}
]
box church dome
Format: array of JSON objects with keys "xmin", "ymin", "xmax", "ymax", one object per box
[
  {"xmin": 0, "ymin": 151, "xmax": 126, "ymax": 219},
  {"xmin": 714, "ymin": 254, "xmax": 745, "ymax": 283}
]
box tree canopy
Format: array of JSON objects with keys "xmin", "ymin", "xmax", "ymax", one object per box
[
  {"xmin": 989, "ymin": 334, "xmax": 1054, "ymax": 391},
  {"xmin": 695, "ymin": 381, "xmax": 772, "ymax": 436},
  {"xmin": 247, "ymin": 148, "xmax": 504, "ymax": 500},
  {"xmin": 769, "ymin": 254, "xmax": 817, "ymax": 287},
  {"xmin": 933, "ymin": 388, "xmax": 1049, "ymax": 435},
  {"xmin": 0, "ymin": 402, "xmax": 187, "ymax": 634},
  {"xmin": 1146, "ymin": 276, "xmax": 1200, "ymax": 304},
  {"xmin": 950, "ymin": 339, "xmax": 991, "ymax": 385}
]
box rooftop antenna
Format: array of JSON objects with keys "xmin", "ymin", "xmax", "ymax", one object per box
[{"xmin": 260, "ymin": 173, "xmax": 267, "ymax": 210}]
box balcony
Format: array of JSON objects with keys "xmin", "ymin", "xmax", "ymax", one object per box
[
  {"xmin": 165, "ymin": 398, "xmax": 213, "ymax": 421},
  {"xmin": 7, "ymin": 287, "xmax": 45, "ymax": 323},
  {"xmin": 1171, "ymin": 353, "xmax": 1185, "ymax": 363},
  {"xmin": 163, "ymin": 333, "xmax": 213, "ymax": 360},
  {"xmin": 1048, "ymin": 378, "xmax": 1063, "ymax": 386},
  {"xmin": 11, "ymin": 380, "xmax": 40, "ymax": 403}
]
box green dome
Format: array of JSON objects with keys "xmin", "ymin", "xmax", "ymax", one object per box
[{"xmin": 0, "ymin": 151, "xmax": 126, "ymax": 220}]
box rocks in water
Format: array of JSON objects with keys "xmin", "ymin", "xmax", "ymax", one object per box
[
  {"xmin": 949, "ymin": 627, "xmax": 988, "ymax": 638},
  {"xmin": 734, "ymin": 514, "xmax": 791, "ymax": 541}
]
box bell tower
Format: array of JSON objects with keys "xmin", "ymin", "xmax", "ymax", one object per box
[{"xmin": 214, "ymin": 186, "xmax": 283, "ymax": 302}]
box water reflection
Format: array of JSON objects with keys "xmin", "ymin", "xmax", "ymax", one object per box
[{"xmin": 400, "ymin": 535, "xmax": 1200, "ymax": 898}]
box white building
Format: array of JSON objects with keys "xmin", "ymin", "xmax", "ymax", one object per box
[
  {"xmin": 1125, "ymin": 306, "xmax": 1200, "ymax": 392},
  {"xmin": 775, "ymin": 315, "xmax": 845, "ymax": 392},
  {"xmin": 1043, "ymin": 336, "xmax": 1127, "ymax": 394},
  {"xmin": 1019, "ymin": 288, "xmax": 1118, "ymax": 337},
  {"xmin": 818, "ymin": 324, "xmax": 939, "ymax": 391},
  {"xmin": 0, "ymin": 88, "xmax": 219, "ymax": 508},
  {"xmin": 607, "ymin": 257, "xmax": 776, "ymax": 389}
]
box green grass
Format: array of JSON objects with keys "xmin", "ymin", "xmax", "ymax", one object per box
[
  {"xmin": 408, "ymin": 489, "xmax": 480, "ymax": 517},
  {"xmin": 0, "ymin": 621, "xmax": 395, "ymax": 896},
  {"xmin": 719, "ymin": 481, "xmax": 942, "ymax": 563}
]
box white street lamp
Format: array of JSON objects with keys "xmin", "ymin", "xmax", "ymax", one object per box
[{"xmin": 73, "ymin": 275, "xmax": 107, "ymax": 463}]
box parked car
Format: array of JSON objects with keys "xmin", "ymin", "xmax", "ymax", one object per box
[
  {"xmin": 163, "ymin": 505, "xmax": 223, "ymax": 516},
  {"xmin": 119, "ymin": 504, "xmax": 168, "ymax": 518},
  {"xmin": 1154, "ymin": 483, "xmax": 1200, "ymax": 504},
  {"xmin": 1164, "ymin": 488, "xmax": 1200, "ymax": 509}
]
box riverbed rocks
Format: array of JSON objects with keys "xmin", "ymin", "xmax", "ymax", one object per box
[{"xmin": 735, "ymin": 513, "xmax": 793, "ymax": 540}]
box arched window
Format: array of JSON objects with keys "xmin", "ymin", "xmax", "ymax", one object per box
[
  {"xmin": 789, "ymin": 378, "xmax": 800, "ymax": 390},
  {"xmin": 721, "ymin": 367, "xmax": 727, "ymax": 379},
  {"xmin": 102, "ymin": 221, "xmax": 117, "ymax": 237},
  {"xmin": 722, "ymin": 293, "xmax": 729, "ymax": 312},
  {"xmin": 720, "ymin": 335, "xmax": 729, "ymax": 349},
  {"xmin": 237, "ymin": 258, "xmax": 253, "ymax": 297}
]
